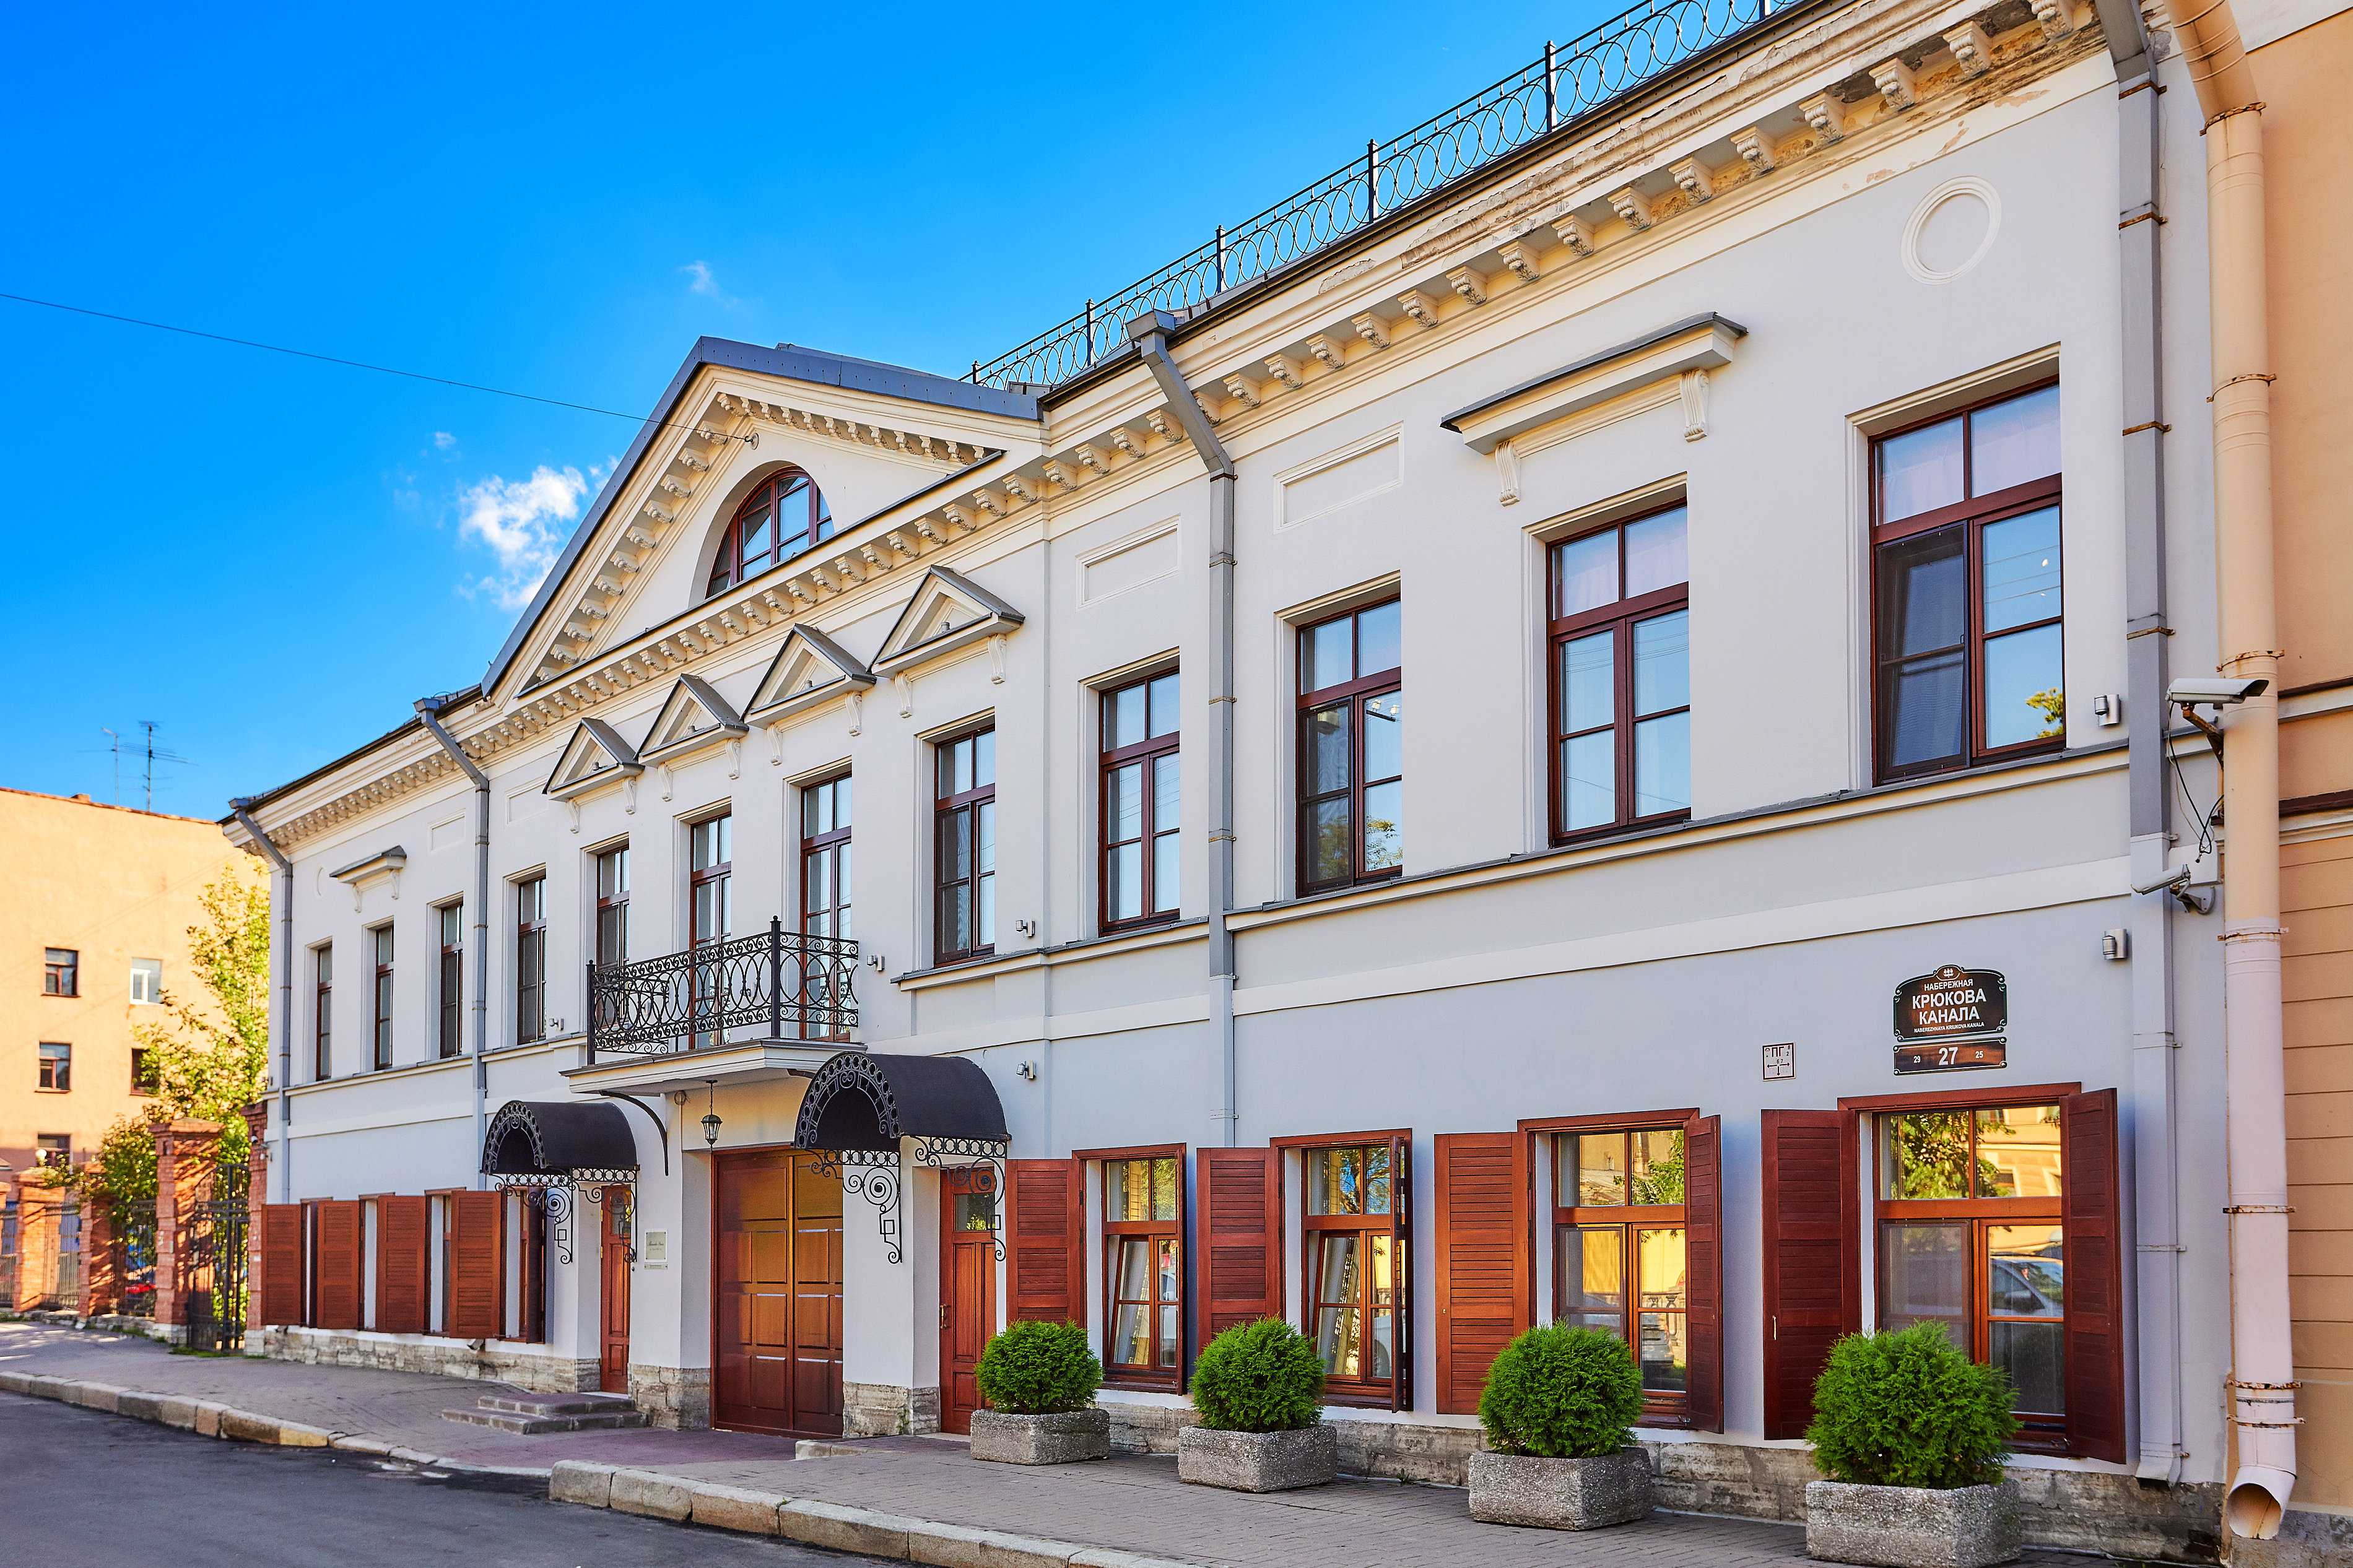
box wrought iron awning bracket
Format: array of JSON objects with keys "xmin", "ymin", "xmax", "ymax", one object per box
[
  {"xmin": 913, "ymin": 1137, "xmax": 1010, "ymax": 1262},
  {"xmin": 593, "ymin": 1091, "xmax": 672, "ymax": 1175},
  {"xmin": 495, "ymin": 1168, "xmax": 640, "ymax": 1268},
  {"xmin": 810, "ymin": 1148, "xmax": 902, "ymax": 1264}
]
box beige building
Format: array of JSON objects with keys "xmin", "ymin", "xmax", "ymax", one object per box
[
  {"xmin": 2250, "ymin": 0, "xmax": 2353, "ymax": 1541},
  {"xmin": 0, "ymin": 787, "xmax": 240, "ymax": 1176}
]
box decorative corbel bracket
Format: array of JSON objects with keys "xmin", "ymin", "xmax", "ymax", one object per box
[
  {"xmin": 988, "ymin": 634, "xmax": 1008, "ymax": 685},
  {"xmin": 1681, "ymin": 368, "xmax": 1713, "ymax": 442},
  {"xmin": 1870, "ymin": 57, "xmax": 1918, "ymax": 111},
  {"xmin": 1607, "ymin": 186, "xmax": 1655, "ymax": 231},
  {"xmin": 1801, "ymin": 93, "xmax": 1845, "ymax": 144},
  {"xmin": 1732, "ymin": 126, "xmax": 1777, "ymax": 173},
  {"xmin": 1495, "ymin": 439, "xmax": 1522, "ymax": 506},
  {"xmin": 894, "ymin": 674, "xmax": 914, "ymax": 719},
  {"xmin": 1944, "ymin": 21, "xmax": 1993, "ymax": 74},
  {"xmin": 1669, "ymin": 157, "xmax": 1715, "ymax": 204},
  {"xmin": 1497, "ymin": 240, "xmax": 1542, "ymax": 283},
  {"xmin": 1350, "ymin": 312, "xmax": 1391, "ymax": 349}
]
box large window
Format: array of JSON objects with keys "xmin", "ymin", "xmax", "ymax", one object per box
[
  {"xmin": 313, "ymin": 945, "xmax": 333, "ymax": 1081},
  {"xmin": 707, "ymin": 468, "xmax": 833, "ymax": 597},
  {"xmin": 690, "ymin": 814, "xmax": 733, "ymax": 1048},
  {"xmin": 801, "ymin": 774, "xmax": 852, "ymax": 1039},
  {"xmin": 1297, "ymin": 600, "xmax": 1402, "ymax": 893},
  {"xmin": 1873, "ymin": 384, "xmax": 2063, "ymax": 781},
  {"xmin": 371, "ymin": 925, "xmax": 394, "ymax": 1071},
  {"xmin": 594, "ymin": 845, "xmax": 630, "ymax": 968},
  {"xmin": 1101, "ymin": 672, "xmax": 1180, "ymax": 931},
  {"xmin": 934, "ymin": 727, "xmax": 996, "ymax": 963},
  {"xmin": 1877, "ymin": 1103, "xmax": 2066, "ymax": 1446},
  {"xmin": 1555, "ymin": 1125, "xmax": 1690, "ymax": 1421},
  {"xmin": 1300, "ymin": 1138, "xmax": 1408, "ymax": 1405},
  {"xmin": 43, "ymin": 948, "xmax": 77, "ymax": 997},
  {"xmin": 1103, "ymin": 1154, "xmax": 1183, "ymax": 1383},
  {"xmin": 129, "ymin": 958, "xmax": 163, "ymax": 1005},
  {"xmin": 37, "ymin": 1042, "xmax": 70, "ymax": 1092},
  {"xmin": 516, "ymin": 875, "xmax": 546, "ymax": 1044},
  {"xmin": 1549, "ymin": 506, "xmax": 1690, "ymax": 838},
  {"xmin": 438, "ymin": 904, "xmax": 464, "ymax": 1060}
]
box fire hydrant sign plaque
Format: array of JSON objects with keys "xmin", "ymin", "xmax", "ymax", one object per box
[{"xmin": 1891, "ymin": 964, "xmax": 2007, "ymax": 1074}]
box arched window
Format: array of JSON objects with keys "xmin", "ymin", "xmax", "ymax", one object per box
[{"xmin": 707, "ymin": 469, "xmax": 833, "ymax": 597}]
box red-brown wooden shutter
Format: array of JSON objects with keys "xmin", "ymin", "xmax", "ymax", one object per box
[
  {"xmin": 1195, "ymin": 1147, "xmax": 1281, "ymax": 1343},
  {"xmin": 375, "ymin": 1196, "xmax": 428, "ymax": 1334},
  {"xmin": 448, "ymin": 1189, "xmax": 504, "ymax": 1339},
  {"xmin": 2063, "ymin": 1088, "xmax": 2127, "ymax": 1462},
  {"xmin": 1006, "ymin": 1159, "xmax": 1084, "ymax": 1324},
  {"xmin": 1391, "ymin": 1133, "xmax": 1414, "ymax": 1413},
  {"xmin": 1684, "ymin": 1114, "xmax": 1725, "ymax": 1433},
  {"xmin": 1433, "ymin": 1132, "xmax": 1529, "ymax": 1415},
  {"xmin": 313, "ymin": 1200, "xmax": 363, "ymax": 1330},
  {"xmin": 1760, "ymin": 1109, "xmax": 1859, "ymax": 1439},
  {"xmin": 258, "ymin": 1204, "xmax": 304, "ymax": 1327}
]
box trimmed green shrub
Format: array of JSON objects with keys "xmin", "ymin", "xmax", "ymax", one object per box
[
  {"xmin": 1477, "ymin": 1323, "xmax": 1643, "ymax": 1458},
  {"xmin": 975, "ymin": 1320, "xmax": 1102, "ymax": 1414},
  {"xmin": 1191, "ymin": 1319, "xmax": 1324, "ymax": 1432},
  {"xmin": 1805, "ymin": 1323, "xmax": 2018, "ymax": 1489}
]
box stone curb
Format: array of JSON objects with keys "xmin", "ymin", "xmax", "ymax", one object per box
[
  {"xmin": 548, "ymin": 1462, "xmax": 1204, "ymax": 1568},
  {"xmin": 0, "ymin": 1369, "xmax": 508, "ymax": 1479}
]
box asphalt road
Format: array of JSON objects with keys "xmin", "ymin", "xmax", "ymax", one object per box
[{"xmin": 0, "ymin": 1392, "xmax": 884, "ymax": 1567}]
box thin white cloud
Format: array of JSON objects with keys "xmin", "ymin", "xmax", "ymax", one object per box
[
  {"xmin": 680, "ymin": 259, "xmax": 737, "ymax": 307},
  {"xmin": 432, "ymin": 431, "xmax": 456, "ymax": 451},
  {"xmin": 456, "ymin": 465, "xmax": 589, "ymax": 611}
]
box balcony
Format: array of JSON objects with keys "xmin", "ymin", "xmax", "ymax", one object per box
[{"xmin": 586, "ymin": 918, "xmax": 858, "ymax": 1063}]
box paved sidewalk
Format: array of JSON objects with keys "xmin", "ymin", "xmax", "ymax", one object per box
[{"xmin": 1, "ymin": 1321, "xmax": 2097, "ymax": 1567}]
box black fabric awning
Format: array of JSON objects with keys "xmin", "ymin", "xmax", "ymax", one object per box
[
  {"xmin": 792, "ymin": 1051, "xmax": 1007, "ymax": 1153},
  {"xmin": 482, "ymin": 1099, "xmax": 639, "ymax": 1176}
]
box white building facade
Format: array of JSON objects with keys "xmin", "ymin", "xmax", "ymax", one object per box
[{"xmin": 225, "ymin": 0, "xmax": 2245, "ymax": 1552}]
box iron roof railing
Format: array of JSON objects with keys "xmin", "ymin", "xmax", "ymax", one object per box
[{"xmin": 966, "ymin": 0, "xmax": 1791, "ymax": 392}]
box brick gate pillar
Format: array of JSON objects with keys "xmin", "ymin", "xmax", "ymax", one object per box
[
  {"xmin": 151, "ymin": 1120, "xmax": 223, "ymax": 1331},
  {"xmin": 79, "ymin": 1171, "xmax": 117, "ymax": 1317}
]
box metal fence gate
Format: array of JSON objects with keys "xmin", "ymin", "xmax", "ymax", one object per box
[{"xmin": 180, "ymin": 1159, "xmax": 249, "ymax": 1351}]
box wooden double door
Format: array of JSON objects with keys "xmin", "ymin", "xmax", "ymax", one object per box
[{"xmin": 715, "ymin": 1151, "xmax": 844, "ymax": 1436}]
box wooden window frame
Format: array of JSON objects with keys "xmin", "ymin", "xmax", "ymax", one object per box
[
  {"xmin": 1295, "ymin": 602, "xmax": 1403, "ymax": 895},
  {"xmin": 37, "ymin": 1042, "xmax": 70, "ymax": 1093},
  {"xmin": 801, "ymin": 773, "xmax": 853, "ymax": 1041},
  {"xmin": 1548, "ymin": 1118, "xmax": 1695, "ymax": 1427},
  {"xmin": 594, "ymin": 844, "xmax": 630, "ymax": 968},
  {"xmin": 1083, "ymin": 1143, "xmax": 1188, "ymax": 1391},
  {"xmin": 1099, "ymin": 672, "xmax": 1181, "ymax": 933},
  {"xmin": 705, "ymin": 467, "xmax": 834, "ymax": 598},
  {"xmin": 1277, "ymin": 1129, "xmax": 1412, "ymax": 1410},
  {"xmin": 515, "ymin": 876, "xmax": 546, "ymax": 1044},
  {"xmin": 43, "ymin": 948, "xmax": 77, "ymax": 997},
  {"xmin": 933, "ymin": 726, "xmax": 997, "ymax": 965},
  {"xmin": 1870, "ymin": 382, "xmax": 2064, "ymax": 784},
  {"xmin": 371, "ymin": 924, "xmax": 394, "ymax": 1072},
  {"xmin": 1546, "ymin": 507, "xmax": 1692, "ymax": 844},
  {"xmin": 1860, "ymin": 1085, "xmax": 2079, "ymax": 1452},
  {"xmin": 689, "ymin": 815, "xmax": 733, "ymax": 1049},
  {"xmin": 313, "ymin": 943, "xmax": 332, "ymax": 1082},
  {"xmin": 437, "ymin": 902, "xmax": 464, "ymax": 1060}
]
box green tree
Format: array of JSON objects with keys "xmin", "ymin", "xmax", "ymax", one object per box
[{"xmin": 131, "ymin": 861, "xmax": 271, "ymax": 1167}]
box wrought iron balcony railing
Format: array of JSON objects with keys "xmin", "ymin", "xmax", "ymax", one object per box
[
  {"xmin": 586, "ymin": 917, "xmax": 859, "ymax": 1060},
  {"xmin": 967, "ymin": 0, "xmax": 1790, "ymax": 391}
]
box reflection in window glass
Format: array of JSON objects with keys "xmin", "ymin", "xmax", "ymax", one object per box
[
  {"xmin": 1878, "ymin": 416, "xmax": 1964, "ymax": 521},
  {"xmin": 1879, "ymin": 1221, "xmax": 1969, "ymax": 1335},
  {"xmin": 1989, "ymin": 1224, "xmax": 2065, "ymax": 1414},
  {"xmin": 1307, "ymin": 1145, "xmax": 1391, "ymax": 1215},
  {"xmin": 1970, "ymin": 386, "xmax": 2061, "ymax": 496},
  {"xmin": 1975, "ymin": 1106, "xmax": 2063, "ymax": 1198},
  {"xmin": 1884, "ymin": 1112, "xmax": 1972, "ymax": 1199},
  {"xmin": 1624, "ymin": 508, "xmax": 1690, "ymax": 599}
]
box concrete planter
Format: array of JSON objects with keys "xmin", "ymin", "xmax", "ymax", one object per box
[
  {"xmin": 968, "ymin": 1407, "xmax": 1111, "ymax": 1465},
  {"xmin": 1468, "ymin": 1445, "xmax": 1655, "ymax": 1530},
  {"xmin": 1176, "ymin": 1424, "xmax": 1337, "ymax": 1492},
  {"xmin": 1805, "ymin": 1478, "xmax": 2021, "ymax": 1568}
]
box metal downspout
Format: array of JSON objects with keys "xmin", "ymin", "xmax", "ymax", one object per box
[
  {"xmin": 417, "ymin": 695, "xmax": 493, "ymax": 1192},
  {"xmin": 2100, "ymin": 0, "xmax": 2187, "ymax": 1488},
  {"xmin": 2154, "ymin": 0, "xmax": 2292, "ymax": 1532},
  {"xmin": 230, "ymin": 800, "xmax": 294, "ymax": 1204},
  {"xmin": 1127, "ymin": 310, "xmax": 1240, "ymax": 1148}
]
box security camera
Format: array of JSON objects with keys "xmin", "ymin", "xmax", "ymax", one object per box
[
  {"xmin": 2131, "ymin": 862, "xmax": 2193, "ymax": 896},
  {"xmin": 2168, "ymin": 676, "xmax": 2268, "ymax": 707}
]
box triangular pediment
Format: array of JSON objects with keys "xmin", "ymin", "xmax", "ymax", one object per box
[
  {"xmin": 870, "ymin": 566, "xmax": 1025, "ymax": 677},
  {"xmin": 746, "ymin": 625, "xmax": 877, "ymax": 726},
  {"xmin": 638, "ymin": 674, "xmax": 748, "ymax": 766},
  {"xmin": 544, "ymin": 719, "xmax": 643, "ymax": 800}
]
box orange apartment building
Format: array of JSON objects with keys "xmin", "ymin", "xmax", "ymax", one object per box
[{"xmin": 0, "ymin": 787, "xmax": 236, "ymax": 1177}]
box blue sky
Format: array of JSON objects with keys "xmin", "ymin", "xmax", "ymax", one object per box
[{"xmin": 2, "ymin": 1, "xmax": 1606, "ymax": 820}]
